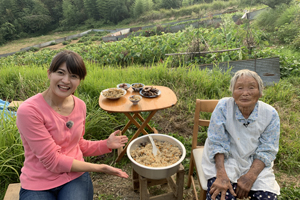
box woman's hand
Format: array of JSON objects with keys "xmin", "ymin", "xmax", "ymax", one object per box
[
  {"xmin": 236, "ymin": 159, "xmax": 265, "ymax": 199},
  {"xmin": 107, "ymin": 130, "xmax": 128, "ymax": 149},
  {"xmin": 236, "ymin": 174, "xmax": 255, "ymax": 199},
  {"xmin": 99, "ymin": 164, "xmax": 129, "ymax": 178},
  {"xmin": 210, "ymin": 176, "xmax": 236, "ymax": 200},
  {"xmin": 211, "ymin": 153, "xmax": 236, "ymax": 200}
]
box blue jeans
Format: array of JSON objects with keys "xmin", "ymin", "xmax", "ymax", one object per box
[{"xmin": 19, "ymin": 172, "xmax": 93, "ymax": 200}]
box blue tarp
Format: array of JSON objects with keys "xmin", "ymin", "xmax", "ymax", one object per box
[{"xmin": 0, "ymin": 99, "xmax": 17, "ymax": 120}]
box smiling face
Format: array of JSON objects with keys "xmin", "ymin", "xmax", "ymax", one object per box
[
  {"xmin": 233, "ymin": 75, "xmax": 262, "ymax": 113},
  {"xmin": 47, "ymin": 62, "xmax": 80, "ymax": 99}
]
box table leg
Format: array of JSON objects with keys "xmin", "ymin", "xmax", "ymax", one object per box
[
  {"xmin": 136, "ymin": 113, "xmax": 157, "ymax": 133},
  {"xmin": 120, "ymin": 113, "xmax": 139, "ymax": 135},
  {"xmin": 124, "ymin": 113, "xmax": 149, "ymax": 135},
  {"xmin": 115, "ymin": 110, "xmax": 157, "ymax": 162}
]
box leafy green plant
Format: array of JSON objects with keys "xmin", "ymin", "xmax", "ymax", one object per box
[{"xmin": 62, "ymin": 40, "xmax": 71, "ymax": 45}]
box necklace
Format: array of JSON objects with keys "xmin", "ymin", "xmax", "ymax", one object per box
[{"xmin": 57, "ymin": 107, "xmax": 61, "ymax": 111}]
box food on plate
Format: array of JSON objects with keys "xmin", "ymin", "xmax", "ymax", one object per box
[
  {"xmin": 130, "ymin": 140, "xmax": 182, "ymax": 167},
  {"xmin": 141, "ymin": 86, "xmax": 159, "ymax": 96},
  {"xmin": 102, "ymin": 88, "xmax": 125, "ymax": 98},
  {"xmin": 118, "ymin": 83, "xmax": 129, "ymax": 89},
  {"xmin": 132, "ymin": 83, "xmax": 144, "ymax": 88}
]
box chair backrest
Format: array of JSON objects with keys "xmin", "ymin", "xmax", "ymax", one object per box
[{"xmin": 192, "ymin": 99, "xmax": 219, "ymax": 150}]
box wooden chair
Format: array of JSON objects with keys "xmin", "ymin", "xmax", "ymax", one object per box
[{"xmin": 187, "ymin": 99, "xmax": 219, "ymax": 200}]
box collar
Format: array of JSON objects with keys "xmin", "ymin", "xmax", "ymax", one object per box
[{"xmin": 235, "ymin": 102, "xmax": 259, "ymax": 122}]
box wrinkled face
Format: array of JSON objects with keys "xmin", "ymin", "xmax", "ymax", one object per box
[
  {"xmin": 233, "ymin": 75, "xmax": 262, "ymax": 111},
  {"xmin": 47, "ymin": 62, "xmax": 80, "ymax": 98}
]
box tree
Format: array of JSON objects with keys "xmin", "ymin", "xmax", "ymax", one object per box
[
  {"xmin": 20, "ymin": 15, "xmax": 52, "ymax": 33},
  {"xmin": 97, "ymin": 0, "xmax": 111, "ymax": 20},
  {"xmin": 157, "ymin": 0, "xmax": 181, "ymax": 9},
  {"xmin": 61, "ymin": 0, "xmax": 87, "ymax": 27},
  {"xmin": 133, "ymin": 0, "xmax": 144, "ymax": 17},
  {"xmin": 40, "ymin": 0, "xmax": 63, "ymax": 24},
  {"xmin": 0, "ymin": 22, "xmax": 16, "ymax": 41},
  {"xmin": 110, "ymin": 0, "xmax": 130, "ymax": 23},
  {"xmin": 84, "ymin": 0, "xmax": 100, "ymax": 20}
]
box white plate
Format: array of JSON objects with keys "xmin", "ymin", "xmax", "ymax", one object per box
[
  {"xmin": 139, "ymin": 89, "xmax": 161, "ymax": 98},
  {"xmin": 101, "ymin": 88, "xmax": 127, "ymax": 99}
]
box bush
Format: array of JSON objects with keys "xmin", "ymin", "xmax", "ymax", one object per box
[
  {"xmin": 29, "ymin": 47, "xmax": 39, "ymax": 52},
  {"xmin": 62, "ymin": 41, "xmax": 71, "ymax": 45},
  {"xmin": 277, "ymin": 23, "xmax": 299, "ymax": 44},
  {"xmin": 291, "ymin": 35, "xmax": 300, "ymax": 50}
]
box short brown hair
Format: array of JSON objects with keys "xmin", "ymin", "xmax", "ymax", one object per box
[{"xmin": 49, "ymin": 50, "xmax": 87, "ymax": 80}]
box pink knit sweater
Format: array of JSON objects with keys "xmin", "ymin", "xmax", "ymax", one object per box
[{"xmin": 16, "ymin": 93, "xmax": 111, "ymax": 190}]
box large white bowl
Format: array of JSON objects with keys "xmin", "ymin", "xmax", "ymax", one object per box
[{"xmin": 127, "ymin": 134, "xmax": 186, "ymax": 180}]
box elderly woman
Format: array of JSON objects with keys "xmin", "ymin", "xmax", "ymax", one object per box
[{"xmin": 202, "ymin": 69, "xmax": 280, "ymax": 200}]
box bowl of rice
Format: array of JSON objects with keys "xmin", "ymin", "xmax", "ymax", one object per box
[
  {"xmin": 127, "ymin": 134, "xmax": 186, "ymax": 180},
  {"xmin": 129, "ymin": 95, "xmax": 142, "ymax": 105}
]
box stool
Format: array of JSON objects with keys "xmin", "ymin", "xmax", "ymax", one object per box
[
  {"xmin": 4, "ymin": 183, "xmax": 21, "ymax": 200},
  {"xmin": 132, "ymin": 164, "xmax": 184, "ymax": 200}
]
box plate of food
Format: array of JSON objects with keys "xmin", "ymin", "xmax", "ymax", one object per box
[
  {"xmin": 117, "ymin": 83, "xmax": 131, "ymax": 90},
  {"xmin": 101, "ymin": 88, "xmax": 127, "ymax": 99},
  {"xmin": 131, "ymin": 83, "xmax": 145, "ymax": 92},
  {"xmin": 140, "ymin": 86, "xmax": 161, "ymax": 98}
]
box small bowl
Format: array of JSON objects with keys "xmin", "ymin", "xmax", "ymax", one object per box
[
  {"xmin": 129, "ymin": 95, "xmax": 142, "ymax": 105},
  {"xmin": 117, "ymin": 83, "xmax": 130, "ymax": 90},
  {"xmin": 131, "ymin": 83, "xmax": 144, "ymax": 92}
]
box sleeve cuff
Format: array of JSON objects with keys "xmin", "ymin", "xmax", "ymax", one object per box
[
  {"xmin": 253, "ymin": 154, "xmax": 270, "ymax": 167},
  {"xmin": 209, "ymin": 150, "xmax": 229, "ymax": 163}
]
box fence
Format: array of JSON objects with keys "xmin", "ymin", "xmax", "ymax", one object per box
[{"xmin": 199, "ymin": 57, "xmax": 280, "ymax": 86}]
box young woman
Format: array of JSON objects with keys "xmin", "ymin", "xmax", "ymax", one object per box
[{"xmin": 16, "ymin": 50, "xmax": 128, "ymax": 200}]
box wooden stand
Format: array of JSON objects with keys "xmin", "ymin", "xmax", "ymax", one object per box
[{"xmin": 132, "ymin": 164, "xmax": 184, "ymax": 200}]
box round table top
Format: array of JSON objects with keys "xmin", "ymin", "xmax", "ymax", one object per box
[{"xmin": 99, "ymin": 86, "xmax": 177, "ymax": 113}]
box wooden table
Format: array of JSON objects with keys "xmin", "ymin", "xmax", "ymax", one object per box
[{"xmin": 99, "ymin": 86, "xmax": 177, "ymax": 162}]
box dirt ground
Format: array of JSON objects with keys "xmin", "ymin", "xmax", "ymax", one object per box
[{"xmin": 90, "ymin": 163, "xmax": 195, "ymax": 200}]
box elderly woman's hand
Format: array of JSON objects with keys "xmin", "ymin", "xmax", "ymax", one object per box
[
  {"xmin": 236, "ymin": 174, "xmax": 255, "ymax": 199},
  {"xmin": 209, "ymin": 175, "xmax": 236, "ymax": 200},
  {"xmin": 236, "ymin": 159, "xmax": 265, "ymax": 199},
  {"xmin": 107, "ymin": 130, "xmax": 128, "ymax": 149}
]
